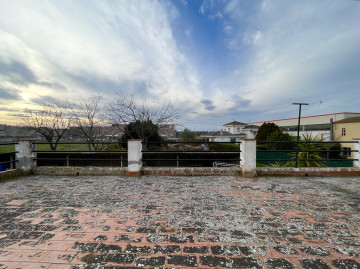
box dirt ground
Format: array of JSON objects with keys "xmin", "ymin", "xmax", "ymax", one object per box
[{"xmin": 0, "ymin": 175, "xmax": 359, "ymax": 268}]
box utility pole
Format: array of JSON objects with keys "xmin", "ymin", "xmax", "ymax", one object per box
[{"xmin": 292, "ymin": 103, "xmax": 309, "ymax": 168}]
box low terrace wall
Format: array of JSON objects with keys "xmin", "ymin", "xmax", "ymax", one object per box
[
  {"xmin": 33, "ymin": 166, "xmax": 127, "ymax": 176},
  {"xmin": 257, "ymin": 167, "xmax": 360, "ymax": 177},
  {"xmin": 30, "ymin": 166, "xmax": 360, "ymax": 177},
  {"xmin": 143, "ymin": 167, "xmax": 241, "ymax": 176},
  {"xmin": 0, "ymin": 169, "xmax": 30, "ymax": 181}
]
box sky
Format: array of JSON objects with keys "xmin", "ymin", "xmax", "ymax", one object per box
[{"xmin": 1, "ymin": 0, "xmax": 360, "ymax": 131}]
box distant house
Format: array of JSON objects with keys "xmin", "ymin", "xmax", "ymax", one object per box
[
  {"xmin": 201, "ymin": 121, "xmax": 259, "ymax": 142},
  {"xmin": 333, "ymin": 117, "xmax": 360, "ymax": 158},
  {"xmin": 250, "ymin": 112, "xmax": 360, "ymax": 141},
  {"xmin": 159, "ymin": 124, "xmax": 176, "ymax": 140},
  {"xmin": 0, "ymin": 124, "xmax": 40, "ymax": 142},
  {"xmin": 223, "ymin": 121, "xmax": 259, "ymax": 139}
]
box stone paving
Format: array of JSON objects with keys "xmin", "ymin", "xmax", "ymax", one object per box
[{"xmin": 0, "ymin": 175, "xmax": 359, "ymax": 269}]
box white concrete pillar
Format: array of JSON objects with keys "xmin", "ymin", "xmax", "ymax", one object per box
[
  {"xmin": 15, "ymin": 140, "xmax": 36, "ymax": 171},
  {"xmin": 353, "ymin": 140, "xmax": 360, "ymax": 169},
  {"xmin": 240, "ymin": 139, "xmax": 257, "ymax": 177},
  {"xmin": 127, "ymin": 139, "xmax": 143, "ymax": 176}
]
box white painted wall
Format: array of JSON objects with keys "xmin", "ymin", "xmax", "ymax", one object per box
[
  {"xmin": 15, "ymin": 140, "xmax": 36, "ymax": 171},
  {"xmin": 251, "ymin": 113, "xmax": 360, "ymax": 128},
  {"xmin": 128, "ymin": 140, "xmax": 143, "ymax": 173},
  {"xmin": 240, "ymin": 139, "xmax": 256, "ymax": 176}
]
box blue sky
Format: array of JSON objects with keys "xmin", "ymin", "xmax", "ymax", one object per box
[{"xmin": 1, "ymin": 0, "xmax": 360, "ymax": 130}]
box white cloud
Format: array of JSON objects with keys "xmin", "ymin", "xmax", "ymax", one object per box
[
  {"xmin": 0, "ymin": 0, "xmax": 204, "ymax": 123},
  {"xmin": 1, "ymin": 0, "xmax": 359, "ymax": 129},
  {"xmin": 199, "ymin": 0, "xmax": 215, "ymax": 16},
  {"xmin": 243, "ymin": 30, "xmax": 262, "ymax": 45},
  {"xmin": 224, "ymin": 0, "xmax": 360, "ymax": 116},
  {"xmin": 223, "ymin": 24, "xmax": 233, "ymax": 34},
  {"xmin": 224, "ymin": 0, "xmax": 245, "ymax": 19}
]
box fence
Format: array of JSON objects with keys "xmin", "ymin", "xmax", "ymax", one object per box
[
  {"xmin": 257, "ymin": 141, "xmax": 358, "ymax": 167},
  {"xmin": 142, "ymin": 141, "xmax": 241, "ymax": 168},
  {"xmin": 33, "ymin": 141, "xmax": 128, "ymax": 167},
  {"xmin": 0, "ymin": 142, "xmax": 18, "ymax": 171},
  {"xmin": 3, "ymin": 139, "xmax": 360, "ymax": 177}
]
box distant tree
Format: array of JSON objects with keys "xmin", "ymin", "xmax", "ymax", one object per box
[
  {"xmin": 180, "ymin": 128, "xmax": 196, "ymax": 141},
  {"xmin": 71, "ymin": 95, "xmax": 109, "ymax": 150},
  {"xmin": 255, "ymin": 122, "xmax": 280, "ymax": 141},
  {"xmin": 121, "ymin": 120, "xmax": 162, "ymax": 143},
  {"xmin": 105, "ymin": 90, "xmax": 180, "ymax": 139},
  {"xmin": 21, "ymin": 101, "xmax": 72, "ymax": 150},
  {"xmin": 325, "ymin": 142, "xmax": 344, "ymax": 159},
  {"xmin": 266, "ymin": 130, "xmax": 295, "ymax": 150}
]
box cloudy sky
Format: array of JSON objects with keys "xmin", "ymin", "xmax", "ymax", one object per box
[{"xmin": 1, "ymin": 0, "xmax": 360, "ymax": 130}]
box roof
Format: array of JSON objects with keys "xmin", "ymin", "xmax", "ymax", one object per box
[
  {"xmin": 243, "ymin": 124, "xmax": 259, "ymax": 129},
  {"xmin": 209, "ymin": 131, "xmax": 232, "ymax": 136},
  {"xmin": 223, "ymin": 121, "xmax": 246, "ymax": 126},
  {"xmin": 249, "ymin": 112, "xmax": 360, "ymax": 125},
  {"xmin": 334, "ymin": 116, "xmax": 360, "ymax": 124}
]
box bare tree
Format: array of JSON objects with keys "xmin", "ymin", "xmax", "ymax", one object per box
[
  {"xmin": 105, "ymin": 90, "xmax": 180, "ymax": 141},
  {"xmin": 21, "ymin": 102, "xmax": 73, "ymax": 150},
  {"xmin": 71, "ymin": 95, "xmax": 110, "ymax": 150}
]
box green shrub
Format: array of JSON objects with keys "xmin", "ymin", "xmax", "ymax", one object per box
[{"xmin": 104, "ymin": 144, "xmax": 126, "ymax": 151}]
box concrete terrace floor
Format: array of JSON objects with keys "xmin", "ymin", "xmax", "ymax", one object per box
[{"xmin": 0, "ymin": 175, "xmax": 359, "ymax": 269}]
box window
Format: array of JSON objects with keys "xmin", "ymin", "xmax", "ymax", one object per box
[
  {"xmin": 237, "ymin": 127, "xmax": 240, "ymax": 132},
  {"xmin": 342, "ymin": 128, "xmax": 346, "ymax": 136},
  {"xmin": 228, "ymin": 128, "xmax": 230, "ymax": 132},
  {"xmin": 343, "ymin": 147, "xmax": 351, "ymax": 157}
]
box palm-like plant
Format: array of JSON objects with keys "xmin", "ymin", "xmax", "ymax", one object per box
[{"xmin": 290, "ymin": 134, "xmax": 327, "ymax": 167}]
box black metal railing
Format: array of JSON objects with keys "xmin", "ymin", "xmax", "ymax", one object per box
[
  {"xmin": 141, "ymin": 141, "xmax": 241, "ymax": 167},
  {"xmin": 33, "ymin": 141, "xmax": 128, "ymax": 167},
  {"xmin": 0, "ymin": 142, "xmax": 18, "ymax": 171},
  {"xmin": 257, "ymin": 141, "xmax": 358, "ymax": 167}
]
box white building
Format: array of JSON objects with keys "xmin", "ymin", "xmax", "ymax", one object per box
[
  {"xmin": 201, "ymin": 121, "xmax": 259, "ymax": 142},
  {"xmin": 250, "ymin": 112, "xmax": 360, "ymax": 141}
]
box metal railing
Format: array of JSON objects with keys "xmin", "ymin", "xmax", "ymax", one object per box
[
  {"xmin": 142, "ymin": 141, "xmax": 241, "ymax": 167},
  {"xmin": 0, "ymin": 142, "xmax": 18, "ymax": 171},
  {"xmin": 257, "ymin": 141, "xmax": 359, "ymax": 167},
  {"xmin": 33, "ymin": 141, "xmax": 128, "ymax": 167}
]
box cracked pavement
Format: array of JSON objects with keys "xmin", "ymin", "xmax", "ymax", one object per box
[{"xmin": 0, "ymin": 175, "xmax": 359, "ymax": 268}]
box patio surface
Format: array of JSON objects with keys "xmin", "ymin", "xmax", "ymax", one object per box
[{"xmin": 0, "ymin": 175, "xmax": 359, "ymax": 269}]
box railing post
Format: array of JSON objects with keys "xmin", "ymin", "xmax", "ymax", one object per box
[
  {"xmin": 354, "ymin": 140, "xmax": 360, "ymax": 169},
  {"xmin": 240, "ymin": 139, "xmax": 257, "ymax": 177},
  {"xmin": 10, "ymin": 154, "xmax": 14, "ymax": 169},
  {"xmin": 15, "ymin": 140, "xmax": 36, "ymax": 172},
  {"xmin": 127, "ymin": 139, "xmax": 143, "ymax": 176}
]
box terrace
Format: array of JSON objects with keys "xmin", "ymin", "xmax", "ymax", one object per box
[
  {"xmin": 0, "ymin": 140, "xmax": 359, "ymax": 267},
  {"xmin": 0, "ymin": 175, "xmax": 359, "ymax": 268}
]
